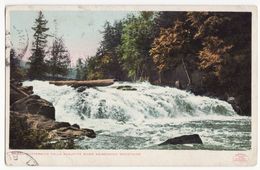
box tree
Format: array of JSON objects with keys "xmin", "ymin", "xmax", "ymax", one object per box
[
  {"xmin": 153, "ymin": 11, "xmax": 187, "ymax": 35},
  {"xmin": 119, "ymin": 12, "xmax": 156, "ymax": 81},
  {"xmin": 27, "ymin": 11, "xmax": 49, "ymax": 80},
  {"xmin": 75, "ymin": 58, "xmax": 85, "ymax": 80},
  {"xmin": 46, "ymin": 37, "xmax": 71, "ymax": 79},
  {"xmin": 10, "ymin": 48, "xmax": 25, "ymax": 80},
  {"xmin": 80, "ymin": 11, "xmax": 251, "ymax": 115},
  {"xmin": 150, "ymin": 13, "xmax": 198, "ymax": 84},
  {"xmin": 98, "ymin": 21, "xmax": 124, "ymax": 79},
  {"xmin": 185, "ymin": 12, "xmax": 251, "ymax": 115},
  {"xmin": 86, "ymin": 21, "xmax": 126, "ymax": 80}
]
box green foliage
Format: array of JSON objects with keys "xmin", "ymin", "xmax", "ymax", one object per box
[
  {"xmin": 75, "ymin": 58, "xmax": 89, "ymax": 80},
  {"xmin": 74, "ymin": 11, "xmax": 251, "ymax": 115},
  {"xmin": 27, "ymin": 11, "xmax": 49, "ymax": 80},
  {"xmin": 86, "ymin": 21, "xmax": 126, "ymax": 80},
  {"xmin": 119, "ymin": 12, "xmax": 156, "ymax": 81},
  {"xmin": 86, "ymin": 12, "xmax": 157, "ymax": 81},
  {"xmin": 10, "ymin": 49, "xmax": 26, "ymax": 80},
  {"xmin": 46, "ymin": 37, "xmax": 71, "ymax": 79}
]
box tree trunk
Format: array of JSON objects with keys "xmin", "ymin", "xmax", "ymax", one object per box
[
  {"xmin": 159, "ymin": 71, "xmax": 162, "ymax": 84},
  {"xmin": 49, "ymin": 79, "xmax": 115, "ymax": 88},
  {"xmin": 181, "ymin": 58, "xmax": 191, "ymax": 87}
]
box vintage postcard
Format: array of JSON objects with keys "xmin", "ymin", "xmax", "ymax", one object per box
[{"xmin": 5, "ymin": 5, "xmax": 257, "ymax": 166}]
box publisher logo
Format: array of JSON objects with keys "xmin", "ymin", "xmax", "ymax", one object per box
[{"xmin": 233, "ymin": 153, "xmax": 248, "ymax": 165}]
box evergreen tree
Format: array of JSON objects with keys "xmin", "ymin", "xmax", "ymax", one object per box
[
  {"xmin": 86, "ymin": 21, "xmax": 126, "ymax": 80},
  {"xmin": 46, "ymin": 37, "xmax": 71, "ymax": 79},
  {"xmin": 76, "ymin": 58, "xmax": 84, "ymax": 80},
  {"xmin": 119, "ymin": 12, "xmax": 156, "ymax": 81},
  {"xmin": 27, "ymin": 11, "xmax": 49, "ymax": 80},
  {"xmin": 81, "ymin": 11, "xmax": 251, "ymax": 115},
  {"xmin": 10, "ymin": 48, "xmax": 22, "ymax": 80}
]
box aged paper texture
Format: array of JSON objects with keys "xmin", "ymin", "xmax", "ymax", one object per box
[{"xmin": 5, "ymin": 5, "xmax": 257, "ymax": 166}]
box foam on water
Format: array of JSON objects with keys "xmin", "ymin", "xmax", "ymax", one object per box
[{"xmin": 23, "ymin": 80, "xmax": 251, "ymax": 150}]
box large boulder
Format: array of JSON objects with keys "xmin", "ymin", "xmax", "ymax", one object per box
[
  {"xmin": 11, "ymin": 95, "xmax": 55, "ymax": 120},
  {"xmin": 10, "ymin": 86, "xmax": 28, "ymax": 105},
  {"xmin": 10, "ymin": 82, "xmax": 33, "ymax": 104},
  {"xmin": 227, "ymin": 97, "xmax": 242, "ymax": 115},
  {"xmin": 11, "ymin": 111, "xmax": 70, "ymax": 131},
  {"xmin": 20, "ymin": 86, "xmax": 34, "ymax": 95},
  {"xmin": 159, "ymin": 134, "xmax": 203, "ymax": 146},
  {"xmin": 48, "ymin": 126, "xmax": 96, "ymax": 140},
  {"xmin": 10, "ymin": 111, "xmax": 96, "ymax": 140}
]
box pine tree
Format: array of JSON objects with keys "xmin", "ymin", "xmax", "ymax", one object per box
[
  {"xmin": 46, "ymin": 37, "xmax": 71, "ymax": 79},
  {"xmin": 119, "ymin": 12, "xmax": 156, "ymax": 81},
  {"xmin": 76, "ymin": 58, "xmax": 84, "ymax": 80},
  {"xmin": 10, "ymin": 49, "xmax": 21, "ymax": 80},
  {"xmin": 27, "ymin": 11, "xmax": 49, "ymax": 80}
]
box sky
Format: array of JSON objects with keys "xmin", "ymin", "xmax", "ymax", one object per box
[{"xmin": 10, "ymin": 10, "xmax": 136, "ymax": 66}]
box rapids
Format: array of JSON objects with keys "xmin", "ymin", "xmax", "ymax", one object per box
[{"xmin": 23, "ymin": 80, "xmax": 251, "ymax": 150}]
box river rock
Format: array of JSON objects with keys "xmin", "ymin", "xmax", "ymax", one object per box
[
  {"xmin": 76, "ymin": 86, "xmax": 87, "ymax": 92},
  {"xmin": 72, "ymin": 124, "xmax": 80, "ymax": 129},
  {"xmin": 227, "ymin": 97, "xmax": 242, "ymax": 115},
  {"xmin": 10, "ymin": 111, "xmax": 96, "ymax": 140},
  {"xmin": 116, "ymin": 85, "xmax": 137, "ymax": 91},
  {"xmin": 10, "ymin": 80, "xmax": 23, "ymax": 87},
  {"xmin": 158, "ymin": 134, "xmax": 203, "ymax": 146},
  {"xmin": 20, "ymin": 86, "xmax": 34, "ymax": 95},
  {"xmin": 49, "ymin": 126, "xmax": 96, "ymax": 140},
  {"xmin": 55, "ymin": 122, "xmax": 71, "ymax": 129},
  {"xmin": 175, "ymin": 80, "xmax": 181, "ymax": 89},
  {"xmin": 10, "ymin": 86, "xmax": 28, "ymax": 105},
  {"xmin": 11, "ymin": 95, "xmax": 55, "ymax": 120}
]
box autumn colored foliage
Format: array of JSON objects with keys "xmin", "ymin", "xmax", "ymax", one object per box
[{"xmin": 83, "ymin": 11, "xmax": 251, "ymax": 115}]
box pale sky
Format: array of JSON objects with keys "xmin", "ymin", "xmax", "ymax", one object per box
[{"xmin": 10, "ymin": 11, "xmax": 137, "ymax": 66}]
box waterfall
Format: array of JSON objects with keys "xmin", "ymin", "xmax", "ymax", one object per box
[
  {"xmin": 23, "ymin": 80, "xmax": 237, "ymax": 122},
  {"xmin": 23, "ymin": 80, "xmax": 250, "ymax": 150}
]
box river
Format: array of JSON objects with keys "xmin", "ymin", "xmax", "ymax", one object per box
[{"xmin": 23, "ymin": 80, "xmax": 251, "ymax": 150}]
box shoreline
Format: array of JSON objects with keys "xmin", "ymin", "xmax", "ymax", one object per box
[{"xmin": 9, "ymin": 80, "xmax": 96, "ymax": 149}]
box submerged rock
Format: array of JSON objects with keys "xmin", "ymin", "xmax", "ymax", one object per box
[
  {"xmin": 116, "ymin": 85, "xmax": 137, "ymax": 91},
  {"xmin": 11, "ymin": 95, "xmax": 55, "ymax": 120},
  {"xmin": 76, "ymin": 86, "xmax": 87, "ymax": 92},
  {"xmin": 158, "ymin": 134, "xmax": 203, "ymax": 146}
]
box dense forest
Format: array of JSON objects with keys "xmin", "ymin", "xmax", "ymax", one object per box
[
  {"xmin": 11, "ymin": 11, "xmax": 251, "ymax": 116},
  {"xmin": 75, "ymin": 12, "xmax": 252, "ymax": 116}
]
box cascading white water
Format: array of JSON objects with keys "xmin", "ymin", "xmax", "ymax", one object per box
[{"xmin": 23, "ymin": 80, "xmax": 251, "ymax": 150}]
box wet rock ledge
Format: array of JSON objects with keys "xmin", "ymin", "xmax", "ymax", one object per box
[{"xmin": 10, "ymin": 81, "xmax": 96, "ymax": 148}]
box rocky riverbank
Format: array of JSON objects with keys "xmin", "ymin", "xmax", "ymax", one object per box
[{"xmin": 9, "ymin": 80, "xmax": 96, "ymax": 149}]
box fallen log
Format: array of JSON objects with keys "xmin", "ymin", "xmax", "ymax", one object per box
[{"xmin": 49, "ymin": 79, "xmax": 115, "ymax": 88}]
